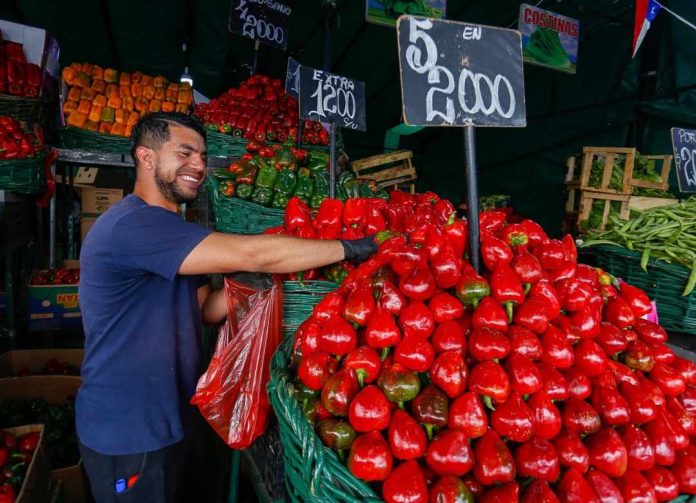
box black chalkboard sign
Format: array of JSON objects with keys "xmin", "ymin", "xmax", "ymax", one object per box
[
  {"xmin": 298, "ymin": 65, "xmax": 366, "ymax": 131},
  {"xmin": 671, "ymin": 127, "xmax": 696, "ymax": 193},
  {"xmin": 228, "ymin": 0, "xmax": 291, "ymax": 50},
  {"xmin": 285, "ymin": 58, "xmax": 300, "ymax": 99},
  {"xmin": 396, "ymin": 16, "xmax": 526, "ymax": 127}
]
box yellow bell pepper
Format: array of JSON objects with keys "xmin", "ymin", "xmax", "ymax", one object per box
[{"xmin": 101, "ymin": 107, "xmax": 116, "ymax": 124}]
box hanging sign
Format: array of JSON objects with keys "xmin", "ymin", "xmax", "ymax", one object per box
[
  {"xmin": 396, "ymin": 16, "xmax": 526, "ymax": 127},
  {"xmin": 671, "ymin": 127, "xmax": 696, "ymax": 192},
  {"xmin": 298, "ymin": 65, "xmax": 366, "ymax": 131},
  {"xmin": 519, "ymin": 4, "xmax": 579, "ymax": 74},
  {"xmin": 228, "ymin": 0, "xmax": 291, "ymax": 50},
  {"xmin": 365, "ymin": 0, "xmax": 446, "ymax": 27},
  {"xmin": 285, "ymin": 58, "xmax": 300, "ymax": 99}
]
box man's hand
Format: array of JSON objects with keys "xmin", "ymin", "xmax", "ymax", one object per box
[{"xmin": 340, "ymin": 236, "xmax": 378, "ymax": 262}]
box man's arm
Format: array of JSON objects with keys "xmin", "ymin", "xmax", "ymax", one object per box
[
  {"xmin": 198, "ymin": 284, "xmax": 227, "ymax": 325},
  {"xmin": 179, "ymin": 233, "xmax": 347, "ymax": 275}
]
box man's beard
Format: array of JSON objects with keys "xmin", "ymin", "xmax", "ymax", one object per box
[{"xmin": 154, "ymin": 161, "xmax": 199, "ymax": 204}]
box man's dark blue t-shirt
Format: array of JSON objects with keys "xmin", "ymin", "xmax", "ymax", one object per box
[{"xmin": 77, "ymin": 194, "xmax": 212, "ymax": 455}]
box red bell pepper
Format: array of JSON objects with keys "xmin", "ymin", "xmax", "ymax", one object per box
[
  {"xmin": 479, "ymin": 482, "xmax": 520, "ymax": 503},
  {"xmin": 573, "ymin": 340, "xmax": 607, "ymax": 377},
  {"xmin": 429, "ymin": 350, "xmax": 468, "ymax": 398},
  {"xmin": 426, "ymin": 429, "xmax": 474, "ymax": 477},
  {"xmin": 321, "ymin": 368, "xmax": 360, "ymax": 417},
  {"xmin": 620, "ymin": 424, "xmax": 655, "ymax": 471},
  {"xmin": 680, "ymin": 384, "xmax": 696, "ymax": 414},
  {"xmin": 317, "ymin": 314, "xmax": 357, "ymax": 356},
  {"xmin": 622, "ymin": 340, "xmax": 655, "ymax": 372},
  {"xmin": 500, "ymin": 222, "xmax": 530, "ymax": 248},
  {"xmin": 377, "ymin": 280, "xmax": 407, "ymax": 317},
  {"xmin": 650, "ymin": 343, "xmax": 675, "ymax": 365},
  {"xmin": 432, "ymin": 319, "xmax": 467, "ymax": 354},
  {"xmin": 607, "ymin": 360, "xmax": 641, "ymax": 388},
  {"xmin": 429, "ymin": 476, "xmax": 475, "ymax": 503},
  {"xmin": 659, "ymin": 408, "xmax": 689, "ymax": 449},
  {"xmin": 512, "ymin": 248, "xmax": 543, "ymax": 289},
  {"xmin": 649, "ymin": 362, "xmax": 686, "ymax": 396},
  {"xmin": 515, "ymin": 437, "xmax": 560, "ymax": 482},
  {"xmin": 398, "ymin": 301, "xmax": 435, "ymax": 339},
  {"xmin": 586, "ymin": 427, "xmax": 628, "ymax": 478},
  {"xmin": 666, "ymin": 395, "xmax": 696, "ymax": 435},
  {"xmin": 619, "ymin": 282, "xmax": 653, "ymax": 317},
  {"xmin": 314, "ymin": 198, "xmax": 343, "ymax": 239},
  {"xmin": 347, "ymin": 431, "xmax": 393, "ymax": 481},
  {"xmin": 472, "ymin": 429, "xmax": 515, "ymax": 485},
  {"xmin": 554, "ymin": 430, "xmax": 590, "ymax": 473},
  {"xmin": 527, "ymin": 389, "xmax": 562, "ymax": 439},
  {"xmin": 541, "ymin": 325, "xmax": 575, "ymax": 369},
  {"xmin": 644, "ymin": 415, "xmax": 676, "ymax": 466},
  {"xmin": 614, "ymin": 470, "xmax": 657, "ymax": 503},
  {"xmin": 557, "ymin": 278, "xmax": 594, "ymax": 312},
  {"xmin": 0, "ymin": 485, "xmax": 15, "ymax": 503},
  {"xmin": 672, "ymin": 444, "xmax": 696, "ymax": 495},
  {"xmin": 432, "ymin": 198, "xmax": 455, "ymax": 224},
  {"xmin": 563, "ymin": 396, "xmax": 601, "ymax": 434},
  {"xmin": 491, "ymin": 392, "xmax": 534, "ymax": 442},
  {"xmin": 558, "ymin": 468, "xmax": 601, "ymax": 503},
  {"xmin": 563, "ymin": 367, "xmax": 592, "ymax": 400},
  {"xmin": 528, "ymin": 279, "xmax": 561, "ymax": 319},
  {"xmin": 509, "ymin": 326, "xmax": 543, "ymax": 360},
  {"xmin": 569, "ymin": 304, "xmax": 601, "ymax": 339},
  {"xmin": 448, "ymin": 392, "xmax": 488, "ymax": 439},
  {"xmin": 387, "ymin": 409, "xmax": 426, "ymax": 460},
  {"xmin": 585, "ymin": 470, "xmax": 624, "ymax": 503},
  {"xmin": 638, "ymin": 374, "xmax": 666, "ymax": 407},
  {"xmin": 343, "ymin": 198, "xmax": 368, "ymax": 230},
  {"xmin": 513, "ymin": 298, "xmax": 550, "ymax": 334},
  {"xmin": 394, "ymin": 335, "xmax": 435, "ymax": 373},
  {"xmin": 468, "ymin": 360, "xmax": 510, "ymax": 405},
  {"xmin": 506, "ymin": 353, "xmax": 542, "ymax": 396},
  {"xmin": 491, "ymin": 263, "xmax": 524, "ymax": 322},
  {"xmin": 377, "ymin": 363, "xmax": 421, "ymax": 407},
  {"xmin": 468, "ymin": 327, "xmax": 511, "ymax": 361},
  {"xmin": 519, "ymin": 219, "xmax": 548, "ymax": 247},
  {"xmin": 382, "ymin": 460, "xmax": 428, "ymax": 503},
  {"xmin": 471, "ymin": 297, "xmax": 509, "ymax": 332},
  {"xmin": 605, "ymin": 297, "xmax": 635, "ymax": 329},
  {"xmin": 456, "ymin": 262, "xmax": 491, "ymax": 309},
  {"xmin": 285, "ymin": 197, "xmax": 312, "ymax": 232},
  {"xmin": 343, "ymin": 346, "xmax": 381, "ymax": 387},
  {"xmin": 592, "ymin": 383, "xmax": 631, "ymax": 426},
  {"xmin": 364, "ymin": 205, "xmax": 387, "ymax": 235},
  {"xmin": 428, "ymin": 291, "xmax": 463, "ymax": 323},
  {"xmin": 365, "ymin": 307, "xmax": 402, "ymax": 357},
  {"xmin": 534, "ymin": 239, "xmax": 566, "ymax": 271},
  {"xmin": 549, "ymin": 260, "xmax": 577, "ymax": 283},
  {"xmin": 348, "ymin": 385, "xmax": 391, "ymax": 432},
  {"xmin": 343, "ymin": 284, "xmax": 376, "ymax": 327},
  {"xmin": 633, "ymin": 318, "xmax": 667, "ymax": 345},
  {"xmin": 400, "ymin": 262, "xmax": 437, "ymax": 301},
  {"xmin": 481, "ymin": 235, "xmax": 513, "ymax": 271},
  {"xmin": 521, "ymin": 480, "xmax": 559, "ymax": 503},
  {"xmin": 479, "ymin": 210, "xmax": 507, "ymax": 236},
  {"xmin": 443, "ymin": 215, "xmax": 467, "ymax": 259},
  {"xmin": 430, "ymin": 247, "xmax": 462, "ymax": 289},
  {"xmin": 412, "ymin": 384, "xmax": 449, "ymax": 439},
  {"xmin": 596, "ymin": 322, "xmax": 628, "ymax": 356},
  {"xmin": 644, "ymin": 466, "xmax": 679, "ymax": 502},
  {"xmin": 537, "ymin": 362, "xmax": 570, "ymax": 400},
  {"xmin": 312, "ymin": 291, "xmax": 345, "ymax": 324},
  {"xmin": 298, "ymin": 352, "xmax": 338, "ymax": 390},
  {"xmin": 386, "ymin": 243, "xmax": 426, "ymax": 278},
  {"xmin": 562, "ymin": 233, "xmax": 578, "ymax": 262}
]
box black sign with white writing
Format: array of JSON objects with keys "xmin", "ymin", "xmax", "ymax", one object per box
[
  {"xmin": 285, "ymin": 58, "xmax": 300, "ymax": 99},
  {"xmin": 671, "ymin": 127, "xmax": 696, "ymax": 193},
  {"xmin": 299, "ymin": 65, "xmax": 366, "ymax": 131},
  {"xmin": 397, "ymin": 16, "xmax": 526, "ymax": 127},
  {"xmin": 229, "ymin": 0, "xmax": 291, "ymax": 50}
]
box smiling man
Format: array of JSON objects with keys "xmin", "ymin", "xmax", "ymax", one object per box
[{"xmin": 76, "ymin": 113, "xmax": 377, "ymax": 502}]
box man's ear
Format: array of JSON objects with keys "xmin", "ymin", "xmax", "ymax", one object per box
[{"xmin": 135, "ymin": 146, "xmax": 155, "ymax": 170}]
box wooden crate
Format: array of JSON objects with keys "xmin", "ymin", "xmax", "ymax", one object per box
[
  {"xmin": 564, "ymin": 188, "xmax": 630, "ymax": 234},
  {"xmin": 352, "ymin": 150, "xmax": 417, "ymax": 193},
  {"xmin": 579, "ymin": 147, "xmax": 635, "ymax": 195},
  {"xmin": 628, "ymin": 195, "xmax": 679, "ymax": 211},
  {"xmin": 631, "ymin": 154, "xmax": 672, "ymax": 192}
]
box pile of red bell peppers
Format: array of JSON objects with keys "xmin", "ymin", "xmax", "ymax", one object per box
[
  {"xmin": 289, "ymin": 194, "xmax": 696, "ymax": 502},
  {"xmin": 193, "ymin": 74, "xmax": 328, "ymax": 145},
  {"xmin": 0, "ymin": 430, "xmax": 41, "ymax": 502},
  {"xmin": 0, "ymin": 116, "xmax": 40, "ymax": 160},
  {"xmin": 0, "ymin": 35, "xmax": 42, "ymax": 97}
]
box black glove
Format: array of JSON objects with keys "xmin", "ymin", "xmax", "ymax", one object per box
[
  {"xmin": 227, "ymin": 272, "xmax": 274, "ymax": 290},
  {"xmin": 340, "ymin": 235, "xmax": 378, "ymax": 262}
]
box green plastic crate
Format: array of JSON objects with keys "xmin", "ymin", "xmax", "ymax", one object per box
[{"xmin": 0, "ymin": 154, "xmax": 45, "ymax": 194}]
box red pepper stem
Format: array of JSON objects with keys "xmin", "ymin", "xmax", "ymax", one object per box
[
  {"xmin": 381, "ymin": 347, "xmax": 391, "ymax": 362},
  {"xmin": 355, "ymin": 369, "xmax": 367, "ymax": 388},
  {"xmin": 423, "ymin": 423, "xmax": 436, "ymax": 440},
  {"xmin": 482, "ymin": 395, "xmax": 496, "ymax": 411},
  {"xmin": 504, "ymin": 301, "xmax": 515, "ymax": 324}
]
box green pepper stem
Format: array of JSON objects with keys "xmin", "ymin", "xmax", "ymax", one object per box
[
  {"xmin": 356, "ymin": 369, "xmax": 367, "ymax": 388},
  {"xmin": 381, "ymin": 347, "xmax": 391, "ymax": 361},
  {"xmin": 504, "ymin": 302, "xmax": 515, "ymax": 324},
  {"xmin": 424, "ymin": 423, "xmax": 435, "ymax": 440},
  {"xmin": 483, "ymin": 395, "xmax": 496, "ymax": 411}
]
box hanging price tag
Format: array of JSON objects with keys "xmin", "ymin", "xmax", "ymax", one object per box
[
  {"xmin": 298, "ymin": 65, "xmax": 367, "ymax": 131},
  {"xmin": 671, "ymin": 127, "xmax": 696, "ymax": 193},
  {"xmin": 228, "ymin": 0, "xmax": 291, "ymax": 50},
  {"xmin": 396, "ymin": 15, "xmax": 526, "ymax": 127}
]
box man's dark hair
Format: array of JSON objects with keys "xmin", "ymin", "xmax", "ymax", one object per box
[{"xmin": 130, "ymin": 112, "xmax": 207, "ymax": 162}]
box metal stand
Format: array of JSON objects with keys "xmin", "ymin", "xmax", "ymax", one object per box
[
  {"xmin": 329, "ymin": 123, "xmax": 337, "ymax": 198},
  {"xmin": 251, "ymin": 40, "xmax": 261, "ymax": 75},
  {"xmin": 463, "ymin": 125, "xmax": 481, "ymax": 272}
]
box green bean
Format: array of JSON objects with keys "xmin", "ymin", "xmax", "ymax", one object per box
[
  {"xmin": 641, "ymin": 247, "xmax": 651, "ymax": 271},
  {"xmin": 683, "ymin": 258, "xmax": 696, "ymax": 296}
]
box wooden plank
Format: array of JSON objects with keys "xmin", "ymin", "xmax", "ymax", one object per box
[
  {"xmin": 565, "ymin": 156, "xmax": 578, "ymax": 183},
  {"xmin": 600, "ymin": 153, "xmax": 615, "ymax": 189},
  {"xmin": 358, "ymin": 165, "xmax": 416, "ymax": 181},
  {"xmin": 628, "ymin": 196, "xmax": 679, "ymax": 211},
  {"xmin": 583, "ymin": 146, "xmax": 636, "ymax": 154},
  {"xmin": 352, "ymin": 150, "xmax": 413, "ymax": 171}
]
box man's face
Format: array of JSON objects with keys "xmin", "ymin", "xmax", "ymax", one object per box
[{"xmin": 152, "ymin": 125, "xmax": 207, "ymax": 204}]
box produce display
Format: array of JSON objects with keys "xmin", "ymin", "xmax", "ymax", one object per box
[
  {"xmin": 286, "ymin": 194, "xmax": 696, "ymax": 501},
  {"xmin": 212, "ymin": 141, "xmax": 387, "ymax": 209},
  {"xmin": 194, "ymin": 74, "xmax": 328, "ymax": 145},
  {"xmin": 0, "ymin": 116, "xmax": 41, "ymax": 160},
  {"xmin": 0, "ymin": 34, "xmax": 42, "ymax": 97},
  {"xmin": 29, "ymin": 267, "xmax": 79, "ymax": 285},
  {"xmin": 15, "ymin": 358, "xmax": 80, "ymax": 377},
  {"xmin": 0, "ymin": 400, "xmax": 78, "ymax": 469},
  {"xmin": 587, "ymin": 151, "xmax": 671, "ymax": 196},
  {"xmin": 0, "ymin": 429, "xmax": 41, "ymax": 500},
  {"xmin": 583, "ymin": 197, "xmax": 696, "ymax": 295},
  {"xmin": 61, "ymin": 62, "xmax": 193, "ymax": 136}
]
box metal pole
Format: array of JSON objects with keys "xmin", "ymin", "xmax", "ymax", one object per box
[
  {"xmin": 329, "ymin": 123, "xmax": 337, "ymax": 198},
  {"xmin": 463, "ymin": 125, "xmax": 480, "ymax": 272},
  {"xmin": 49, "ymin": 161, "xmax": 56, "ymax": 268},
  {"xmin": 251, "ymin": 40, "xmax": 261, "ymax": 75}
]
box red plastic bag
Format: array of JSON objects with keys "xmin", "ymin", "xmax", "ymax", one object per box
[{"xmin": 191, "ymin": 273, "xmax": 283, "ymax": 449}]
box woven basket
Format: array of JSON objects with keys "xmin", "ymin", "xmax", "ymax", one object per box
[
  {"xmin": 268, "ymin": 330, "xmax": 381, "ymax": 502},
  {"xmin": 0, "ymin": 94, "xmax": 42, "ymax": 123},
  {"xmin": 207, "ymin": 175, "xmax": 284, "ymax": 234},
  {"xmin": 206, "ymin": 130, "xmax": 247, "ymax": 158},
  {"xmin": 592, "ymin": 245, "xmax": 696, "ymax": 334},
  {"xmin": 59, "ymin": 127, "xmax": 131, "ymax": 154},
  {"xmin": 0, "ymin": 154, "xmax": 45, "ymax": 194},
  {"xmin": 282, "ymin": 280, "xmax": 337, "ymax": 338}
]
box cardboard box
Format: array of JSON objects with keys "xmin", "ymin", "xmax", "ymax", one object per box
[
  {"xmin": 3, "ymin": 424, "xmax": 51, "ymax": 503},
  {"xmin": 80, "ymin": 217, "xmax": 97, "ymax": 242},
  {"xmin": 27, "ymin": 262, "xmax": 81, "ymax": 332},
  {"xmin": 80, "ymin": 187, "xmax": 123, "ymax": 219},
  {"xmin": 0, "ymin": 349, "xmax": 83, "ymax": 378},
  {"xmin": 52, "ymin": 461, "xmax": 89, "ymax": 503}
]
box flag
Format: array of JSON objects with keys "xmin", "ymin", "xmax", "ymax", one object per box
[{"xmin": 633, "ymin": 0, "xmax": 662, "ymax": 57}]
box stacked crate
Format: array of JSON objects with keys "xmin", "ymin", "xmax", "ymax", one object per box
[
  {"xmin": 352, "ymin": 150, "xmax": 418, "ymax": 194},
  {"xmin": 564, "ymin": 147, "xmax": 675, "ymax": 234}
]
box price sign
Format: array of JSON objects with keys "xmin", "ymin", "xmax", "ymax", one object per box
[
  {"xmin": 228, "ymin": 0, "xmax": 291, "ymax": 50},
  {"xmin": 397, "ymin": 16, "xmax": 526, "ymax": 127},
  {"xmin": 671, "ymin": 127, "xmax": 696, "ymax": 193},
  {"xmin": 299, "ymin": 65, "xmax": 366, "ymax": 131},
  {"xmin": 285, "ymin": 58, "xmax": 300, "ymax": 99}
]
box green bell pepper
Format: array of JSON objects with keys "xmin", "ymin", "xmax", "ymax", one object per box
[
  {"xmin": 274, "ymin": 167, "xmax": 297, "ymax": 196},
  {"xmin": 272, "ymin": 192, "xmax": 289, "ymax": 209},
  {"xmin": 340, "ymin": 172, "xmax": 360, "ymax": 199},
  {"xmin": 236, "ymin": 183, "xmax": 253, "ymax": 200},
  {"xmin": 251, "ymin": 187, "xmax": 273, "ymax": 206},
  {"xmin": 254, "ymin": 158, "xmax": 278, "ymax": 190},
  {"xmin": 357, "ymin": 181, "xmax": 375, "ymax": 198},
  {"xmin": 294, "ymin": 168, "xmax": 314, "ymax": 199},
  {"xmin": 310, "ymin": 193, "xmax": 326, "ymax": 209}
]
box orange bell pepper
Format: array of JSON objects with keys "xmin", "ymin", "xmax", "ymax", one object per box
[
  {"xmin": 141, "ymin": 75, "xmax": 154, "ymax": 86},
  {"xmin": 122, "ymin": 96, "xmax": 135, "ymax": 111},
  {"xmin": 175, "ymin": 103, "xmax": 189, "ymax": 114},
  {"xmin": 161, "ymin": 101, "xmax": 175, "ymax": 113},
  {"xmin": 80, "ymin": 88, "xmax": 97, "ymax": 101},
  {"xmin": 104, "ymin": 68, "xmax": 119, "ymax": 84},
  {"xmin": 99, "ymin": 122, "xmax": 112, "ymax": 134},
  {"xmin": 66, "ymin": 111, "xmax": 88, "ymax": 128},
  {"xmin": 148, "ymin": 99, "xmax": 162, "ymax": 113},
  {"xmin": 135, "ymin": 98, "xmax": 149, "ymax": 112},
  {"xmin": 88, "ymin": 104, "xmax": 103, "ymax": 123},
  {"xmin": 166, "ymin": 84, "xmax": 178, "ymax": 102},
  {"xmin": 119, "ymin": 85, "xmax": 131, "ymax": 98},
  {"xmin": 91, "ymin": 79, "xmax": 106, "ymax": 93},
  {"xmin": 107, "ymin": 94, "xmax": 122, "ymax": 109},
  {"xmin": 105, "ymin": 84, "xmax": 118, "ymax": 98},
  {"xmin": 126, "ymin": 111, "xmax": 140, "ymax": 125},
  {"xmin": 111, "ymin": 122, "xmax": 125, "ymax": 136},
  {"xmin": 142, "ymin": 85, "xmax": 155, "ymax": 100},
  {"xmin": 82, "ymin": 63, "xmax": 94, "ymax": 76},
  {"xmin": 119, "ymin": 73, "xmax": 131, "ymax": 86},
  {"xmin": 74, "ymin": 71, "xmax": 91, "ymax": 89},
  {"xmin": 153, "ymin": 76, "xmax": 167, "ymax": 88},
  {"xmin": 62, "ymin": 67, "xmax": 77, "ymax": 86},
  {"xmin": 154, "ymin": 88, "xmax": 166, "ymax": 101},
  {"xmin": 124, "ymin": 124, "xmax": 134, "ymax": 137},
  {"xmin": 77, "ymin": 100, "xmax": 92, "ymax": 114},
  {"xmin": 131, "ymin": 83, "xmax": 143, "ymax": 98},
  {"xmin": 93, "ymin": 95, "xmax": 107, "ymax": 107},
  {"xmin": 67, "ymin": 87, "xmax": 82, "ymax": 102},
  {"xmin": 84, "ymin": 120, "xmax": 99, "ymax": 132},
  {"xmin": 131, "ymin": 71, "xmax": 143, "ymax": 84},
  {"xmin": 114, "ymin": 109, "xmax": 126, "ymax": 124},
  {"xmin": 63, "ymin": 100, "xmax": 78, "ymax": 116},
  {"xmin": 91, "ymin": 66, "xmax": 104, "ymax": 80},
  {"xmin": 177, "ymin": 88, "xmax": 192, "ymax": 105}
]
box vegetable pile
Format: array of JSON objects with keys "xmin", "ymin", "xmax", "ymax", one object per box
[
  {"xmin": 0, "ymin": 35, "xmax": 42, "ymax": 97},
  {"xmin": 0, "ymin": 116, "xmax": 41, "ymax": 160},
  {"xmin": 0, "ymin": 429, "xmax": 41, "ymax": 501},
  {"xmin": 289, "ymin": 196, "xmax": 696, "ymax": 502},
  {"xmin": 15, "ymin": 358, "xmax": 80, "ymax": 377},
  {"xmin": 583, "ymin": 197, "xmax": 696, "ymax": 296},
  {"xmin": 194, "ymin": 74, "xmax": 328, "ymax": 145},
  {"xmin": 213, "ymin": 142, "xmax": 387, "ymax": 209},
  {"xmin": 61, "ymin": 62, "xmax": 193, "ymax": 136},
  {"xmin": 29, "ymin": 267, "xmax": 80, "ymax": 285}
]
